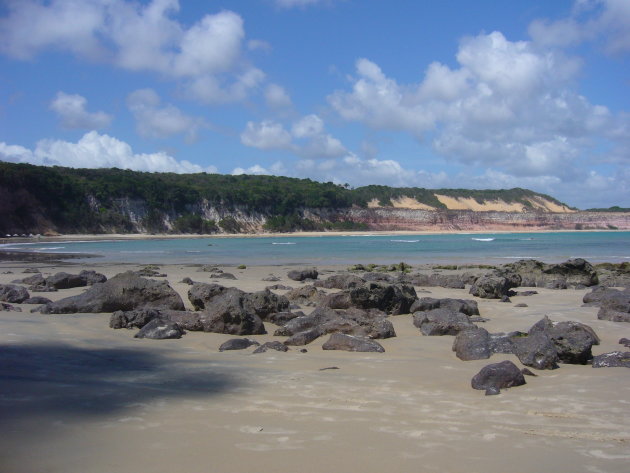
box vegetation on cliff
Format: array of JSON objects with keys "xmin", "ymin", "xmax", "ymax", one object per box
[{"xmin": 0, "ymin": 161, "xmax": 574, "ymax": 234}]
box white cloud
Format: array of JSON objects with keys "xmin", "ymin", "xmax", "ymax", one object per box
[
  {"xmin": 0, "ymin": 1, "xmax": 262, "ymax": 103},
  {"xmin": 328, "ymin": 30, "xmax": 628, "ymax": 179},
  {"xmin": 127, "ymin": 88, "xmax": 206, "ymax": 140},
  {"xmin": 529, "ymin": 0, "xmax": 630, "ymax": 54},
  {"xmin": 240, "ymin": 114, "xmax": 346, "ymax": 158},
  {"xmin": 50, "ymin": 92, "xmax": 112, "ymax": 129},
  {"xmin": 265, "ymin": 84, "xmax": 292, "ymax": 110},
  {"xmin": 0, "ymin": 131, "xmax": 217, "ymax": 173},
  {"xmin": 240, "ymin": 120, "xmax": 293, "ymax": 150}
]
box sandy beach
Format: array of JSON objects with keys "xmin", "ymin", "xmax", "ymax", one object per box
[{"xmin": 1, "ymin": 259, "xmax": 629, "ymax": 473}]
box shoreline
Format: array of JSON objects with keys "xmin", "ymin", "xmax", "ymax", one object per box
[{"xmin": 1, "ymin": 227, "xmax": 626, "ymax": 244}]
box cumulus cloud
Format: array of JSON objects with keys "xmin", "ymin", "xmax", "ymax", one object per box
[
  {"xmin": 126, "ymin": 89, "xmax": 206, "ymax": 141},
  {"xmin": 240, "ymin": 114, "xmax": 346, "ymax": 158},
  {"xmin": 529, "ymin": 0, "xmax": 630, "ymax": 54},
  {"xmin": 0, "ymin": 131, "xmax": 217, "ymax": 173},
  {"xmin": 50, "ymin": 92, "xmax": 112, "ymax": 129},
  {"xmin": 265, "ymin": 83, "xmax": 292, "ymax": 110},
  {"xmin": 328, "ymin": 30, "xmax": 628, "ymax": 181},
  {"xmin": 0, "ymin": 1, "xmax": 262, "ymax": 103}
]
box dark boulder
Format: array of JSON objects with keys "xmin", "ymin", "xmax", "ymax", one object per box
[
  {"xmin": 528, "ymin": 316, "xmax": 599, "ymax": 364},
  {"xmin": 512, "ymin": 332, "xmax": 559, "ymax": 370},
  {"xmin": 348, "ymin": 282, "xmax": 418, "ymax": 315},
  {"xmin": 283, "ymin": 327, "xmax": 323, "ymax": 346},
  {"xmin": 45, "ymin": 270, "xmax": 106, "ymax": 289},
  {"xmin": 218, "ymin": 338, "xmax": 260, "ymax": 351},
  {"xmin": 23, "ymin": 296, "xmax": 52, "ymax": 305},
  {"xmin": 322, "ymin": 333, "xmax": 385, "ymax": 352},
  {"xmin": 39, "ymin": 271, "xmax": 185, "ymax": 314},
  {"xmin": 17, "ymin": 274, "xmax": 45, "ymax": 286},
  {"xmin": 591, "ymin": 351, "xmax": 630, "ymax": 368},
  {"xmin": 315, "ymin": 273, "xmax": 365, "ymax": 290},
  {"xmin": 0, "ymin": 284, "xmax": 30, "ymax": 303},
  {"xmin": 410, "ymin": 297, "xmax": 479, "ymax": 317},
  {"xmin": 134, "ymin": 319, "xmax": 184, "ymax": 339},
  {"xmin": 471, "ymin": 360, "xmax": 526, "ymax": 395},
  {"xmin": 200, "ymin": 289, "xmax": 266, "ymax": 335},
  {"xmin": 469, "ymin": 274, "xmax": 520, "ymax": 299},
  {"xmin": 452, "ymin": 327, "xmax": 492, "ymax": 360},
  {"xmin": 248, "ymin": 288, "xmax": 290, "ymax": 319},
  {"xmin": 266, "ymin": 311, "xmax": 302, "ymax": 326},
  {"xmin": 500, "ymin": 258, "xmax": 598, "ymax": 289},
  {"xmin": 413, "ymin": 308, "xmax": 475, "ymax": 336},
  {"xmin": 597, "ymin": 289, "xmax": 630, "ymax": 323},
  {"xmin": 287, "ymin": 268, "xmax": 318, "ymax": 281},
  {"xmin": 285, "ymin": 285, "xmax": 323, "ymax": 305},
  {"xmin": 110, "ymin": 308, "xmax": 163, "ymax": 329},
  {"xmin": 188, "ymin": 283, "xmax": 229, "ymax": 311},
  {"xmin": 253, "ymin": 341, "xmax": 289, "ymax": 353}
]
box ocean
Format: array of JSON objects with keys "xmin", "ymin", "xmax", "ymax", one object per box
[{"xmin": 2, "ymin": 231, "xmax": 629, "ymax": 266}]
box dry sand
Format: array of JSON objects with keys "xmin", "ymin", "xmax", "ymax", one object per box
[{"xmin": 1, "ymin": 260, "xmax": 629, "ymax": 473}]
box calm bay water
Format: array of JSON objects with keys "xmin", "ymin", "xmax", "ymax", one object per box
[{"xmin": 2, "ymin": 231, "xmax": 629, "ymax": 266}]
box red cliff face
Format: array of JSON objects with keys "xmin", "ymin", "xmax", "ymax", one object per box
[{"xmin": 336, "ymin": 209, "xmax": 630, "ymax": 231}]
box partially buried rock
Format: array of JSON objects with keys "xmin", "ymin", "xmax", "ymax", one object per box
[
  {"xmin": 322, "ymin": 333, "xmax": 385, "ymax": 353},
  {"xmin": 219, "ymin": 338, "xmax": 260, "ymax": 351},
  {"xmin": 1, "ymin": 302, "xmax": 22, "ymax": 312},
  {"xmin": 253, "ymin": 341, "xmax": 289, "ymax": 354},
  {"xmin": 512, "ymin": 332, "xmax": 559, "ymax": 370},
  {"xmin": 469, "ymin": 274, "xmax": 520, "ymax": 299},
  {"xmin": 596, "ymin": 289, "xmax": 630, "ymax": 323},
  {"xmin": 38, "ymin": 271, "xmax": 185, "ymax": 314},
  {"xmin": 134, "ymin": 319, "xmax": 184, "ymax": 339},
  {"xmin": 528, "ymin": 316, "xmax": 599, "ymax": 364},
  {"xmin": 471, "ymin": 360, "xmax": 526, "ymax": 395},
  {"xmin": 591, "ymin": 351, "xmax": 630, "ymax": 368},
  {"xmin": 0, "ymin": 284, "xmax": 30, "ymax": 303},
  {"xmin": 452, "ymin": 327, "xmax": 492, "ymax": 360},
  {"xmin": 287, "ymin": 267, "xmax": 318, "ymax": 281},
  {"xmin": 413, "ymin": 308, "xmax": 475, "ymax": 336},
  {"xmin": 23, "ymin": 296, "xmax": 52, "ymax": 305}
]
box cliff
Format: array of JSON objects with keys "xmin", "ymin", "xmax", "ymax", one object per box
[{"xmin": 1, "ymin": 161, "xmax": 628, "ymax": 235}]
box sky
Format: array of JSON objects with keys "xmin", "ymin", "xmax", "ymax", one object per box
[{"xmin": 0, "ymin": 0, "xmax": 629, "ymax": 209}]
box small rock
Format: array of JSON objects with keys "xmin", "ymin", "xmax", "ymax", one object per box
[
  {"xmin": 252, "ymin": 341, "xmax": 289, "ymax": 353},
  {"xmin": 471, "ymin": 360, "xmax": 526, "ymax": 394},
  {"xmin": 592, "ymin": 351, "xmax": 630, "ymax": 368},
  {"xmin": 219, "ymin": 338, "xmax": 260, "ymax": 351},
  {"xmin": 321, "ymin": 333, "xmax": 385, "ymax": 352},
  {"xmin": 134, "ymin": 319, "xmax": 184, "ymax": 339}
]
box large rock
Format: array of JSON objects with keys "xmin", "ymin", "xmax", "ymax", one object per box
[
  {"xmin": 39, "ymin": 271, "xmax": 185, "ymax": 314},
  {"xmin": 45, "ymin": 270, "xmax": 106, "ymax": 289},
  {"xmin": 287, "ymin": 267, "xmax": 318, "ymax": 281},
  {"xmin": 452, "ymin": 327, "xmax": 492, "ymax": 360},
  {"xmin": 582, "ymin": 286, "xmax": 619, "ymax": 306},
  {"xmin": 285, "ymin": 285, "xmax": 324, "ymax": 305},
  {"xmin": 591, "ymin": 351, "xmax": 630, "ymax": 368},
  {"xmin": 471, "ymin": 360, "xmax": 526, "ymax": 395},
  {"xmin": 283, "ymin": 327, "xmax": 323, "ymax": 346},
  {"xmin": 110, "ymin": 308, "xmax": 163, "ymax": 329},
  {"xmin": 410, "ymin": 297, "xmax": 479, "ymax": 317},
  {"xmin": 134, "ymin": 319, "xmax": 184, "ymax": 339},
  {"xmin": 469, "ymin": 274, "xmax": 520, "ymax": 299},
  {"xmin": 500, "ymin": 258, "xmax": 598, "ymax": 289},
  {"xmin": 528, "ymin": 316, "xmax": 599, "ymax": 364},
  {"xmin": 275, "ymin": 306, "xmax": 395, "ymax": 342},
  {"xmin": 348, "ymin": 282, "xmax": 418, "ymax": 315},
  {"xmin": 188, "ymin": 283, "xmax": 289, "ymax": 321},
  {"xmin": 314, "ymin": 273, "xmax": 365, "ymax": 289},
  {"xmin": 413, "ymin": 308, "xmax": 475, "ymax": 336},
  {"xmin": 200, "ymin": 289, "xmax": 266, "ymax": 335},
  {"xmin": 322, "ymin": 333, "xmax": 385, "ymax": 352},
  {"xmin": 512, "ymin": 332, "xmax": 559, "ymax": 370},
  {"xmin": 597, "ymin": 289, "xmax": 630, "ymax": 323},
  {"xmin": 0, "ymin": 284, "xmax": 30, "ymax": 303}
]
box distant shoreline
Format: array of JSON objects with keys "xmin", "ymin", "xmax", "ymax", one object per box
[{"xmin": 1, "ymin": 227, "xmax": 626, "ymax": 245}]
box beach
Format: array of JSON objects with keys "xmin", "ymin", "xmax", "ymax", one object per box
[{"xmin": 1, "ymin": 258, "xmax": 629, "ymax": 473}]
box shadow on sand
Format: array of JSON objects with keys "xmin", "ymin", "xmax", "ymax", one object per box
[{"xmin": 0, "ymin": 343, "xmax": 241, "ymax": 424}]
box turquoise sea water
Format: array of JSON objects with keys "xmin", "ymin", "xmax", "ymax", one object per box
[{"xmin": 2, "ymin": 232, "xmax": 629, "ymax": 266}]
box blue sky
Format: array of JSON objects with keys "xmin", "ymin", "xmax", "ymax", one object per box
[{"xmin": 0, "ymin": 0, "xmax": 629, "ymax": 208}]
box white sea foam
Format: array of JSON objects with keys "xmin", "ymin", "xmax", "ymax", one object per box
[
  {"xmin": 472, "ymin": 238, "xmax": 495, "ymax": 242},
  {"xmin": 272, "ymin": 242, "xmax": 296, "ymax": 245},
  {"xmin": 390, "ymin": 239, "xmax": 419, "ymax": 243}
]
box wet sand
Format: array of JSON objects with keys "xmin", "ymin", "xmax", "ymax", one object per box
[{"xmin": 1, "ymin": 261, "xmax": 629, "ymax": 473}]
